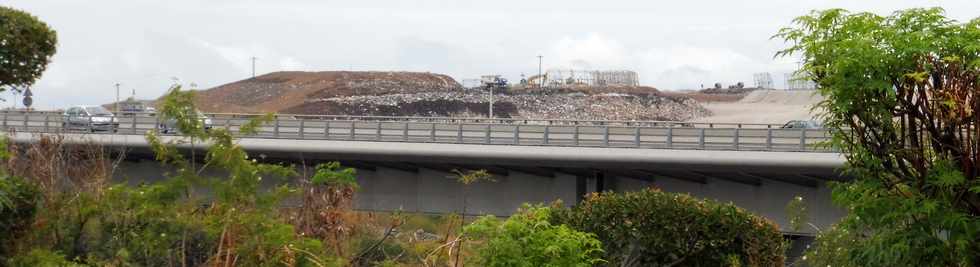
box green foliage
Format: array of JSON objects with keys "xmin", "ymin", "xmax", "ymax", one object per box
[
  {"xmin": 0, "ymin": 176, "xmax": 39, "ymax": 257},
  {"xmin": 311, "ymin": 162, "xmax": 358, "ymax": 189},
  {"xmin": 553, "ymin": 188, "xmax": 786, "ymax": 267},
  {"xmin": 0, "ymin": 6, "xmax": 58, "ymax": 92},
  {"xmin": 785, "ymin": 195, "xmax": 808, "ymax": 232},
  {"xmin": 6, "ymin": 249, "xmax": 87, "ymax": 267},
  {"xmin": 464, "ymin": 205, "xmax": 604, "ymax": 267},
  {"xmin": 776, "ymin": 8, "xmax": 980, "ymax": 266}
]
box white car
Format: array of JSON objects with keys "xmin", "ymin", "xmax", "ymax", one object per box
[{"xmin": 63, "ymin": 106, "xmax": 119, "ymax": 132}]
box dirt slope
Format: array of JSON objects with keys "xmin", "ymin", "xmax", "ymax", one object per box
[
  {"xmin": 695, "ymin": 90, "xmax": 824, "ymax": 124},
  {"xmin": 192, "ymin": 71, "xmax": 459, "ymax": 113}
]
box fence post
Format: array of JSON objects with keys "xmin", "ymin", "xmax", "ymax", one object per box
[
  {"xmin": 299, "ymin": 119, "xmax": 305, "ymax": 139},
  {"xmin": 131, "ymin": 114, "xmax": 137, "ymax": 132},
  {"xmin": 1, "ymin": 112, "xmax": 6, "ymax": 129},
  {"xmin": 403, "ymin": 122, "xmax": 409, "ymax": 141},
  {"xmin": 376, "ymin": 122, "xmax": 383, "ymax": 141},
  {"xmin": 573, "ymin": 125, "xmax": 580, "ymax": 145},
  {"xmin": 324, "ymin": 121, "xmax": 331, "ymax": 139},
  {"xmin": 733, "ymin": 128, "xmax": 740, "ymax": 150},
  {"xmin": 430, "ymin": 123, "xmax": 436, "ymax": 142},
  {"xmin": 274, "ymin": 117, "xmax": 280, "ymax": 138},
  {"xmin": 513, "ymin": 125, "xmax": 520, "ymax": 145},
  {"xmin": 602, "ymin": 126, "xmax": 609, "ymax": 147},
  {"xmin": 351, "ymin": 122, "xmax": 357, "ymax": 140},
  {"xmin": 634, "ymin": 127, "xmax": 641, "ymax": 147},
  {"xmin": 666, "ymin": 126, "xmax": 673, "ymax": 149},
  {"xmin": 23, "ymin": 114, "xmax": 28, "ymax": 131},
  {"xmin": 766, "ymin": 128, "xmax": 773, "ymax": 150},
  {"xmin": 44, "ymin": 114, "xmax": 50, "ymax": 132},
  {"xmin": 457, "ymin": 123, "xmax": 463, "ymax": 143},
  {"xmin": 698, "ymin": 128, "xmax": 705, "ymax": 149},
  {"xmin": 800, "ymin": 128, "xmax": 807, "ymax": 151},
  {"xmin": 543, "ymin": 125, "xmax": 550, "ymax": 145},
  {"xmin": 485, "ymin": 124, "xmax": 491, "ymax": 144},
  {"xmin": 88, "ymin": 116, "xmax": 94, "ymax": 133}
]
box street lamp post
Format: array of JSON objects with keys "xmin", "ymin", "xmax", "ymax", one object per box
[
  {"xmin": 115, "ymin": 83, "xmax": 121, "ymax": 114},
  {"xmin": 537, "ymin": 55, "xmax": 543, "ymax": 88}
]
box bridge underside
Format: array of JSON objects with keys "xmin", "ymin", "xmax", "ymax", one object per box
[{"xmin": 9, "ymin": 133, "xmax": 848, "ymax": 236}]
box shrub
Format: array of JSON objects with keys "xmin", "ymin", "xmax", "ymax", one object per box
[
  {"xmin": 553, "ymin": 188, "xmax": 785, "ymax": 267},
  {"xmin": 0, "ymin": 176, "xmax": 40, "ymax": 257},
  {"xmin": 464, "ymin": 204, "xmax": 604, "ymax": 267}
]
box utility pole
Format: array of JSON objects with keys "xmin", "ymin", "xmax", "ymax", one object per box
[
  {"xmin": 251, "ymin": 56, "xmax": 258, "ymax": 78},
  {"xmin": 115, "ymin": 83, "xmax": 121, "ymax": 114},
  {"xmin": 537, "ymin": 55, "xmax": 543, "ymax": 88},
  {"xmin": 489, "ymin": 84, "xmax": 494, "ymax": 119}
]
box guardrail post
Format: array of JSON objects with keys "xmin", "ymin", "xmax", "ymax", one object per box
[
  {"xmin": 376, "ymin": 122, "xmax": 383, "ymax": 141},
  {"xmin": 430, "ymin": 123, "xmax": 436, "ymax": 142},
  {"xmin": 513, "ymin": 125, "xmax": 520, "ymax": 145},
  {"xmin": 22, "ymin": 114, "xmax": 28, "ymax": 131},
  {"xmin": 666, "ymin": 126, "xmax": 673, "ymax": 149},
  {"xmin": 485, "ymin": 124, "xmax": 491, "ymax": 144},
  {"xmin": 457, "ymin": 123, "xmax": 463, "ymax": 143},
  {"xmin": 573, "ymin": 126, "xmax": 579, "ymax": 145},
  {"xmin": 274, "ymin": 117, "xmax": 280, "ymax": 138},
  {"xmin": 766, "ymin": 128, "xmax": 773, "ymax": 150},
  {"xmin": 131, "ymin": 114, "xmax": 137, "ymax": 132},
  {"xmin": 403, "ymin": 123, "xmax": 409, "ymax": 141},
  {"xmin": 800, "ymin": 128, "xmax": 807, "ymax": 151},
  {"xmin": 543, "ymin": 125, "xmax": 550, "ymax": 145},
  {"xmin": 602, "ymin": 126, "xmax": 609, "ymax": 147},
  {"xmin": 299, "ymin": 119, "xmax": 305, "ymax": 139},
  {"xmin": 733, "ymin": 128, "xmax": 740, "ymax": 150},
  {"xmin": 634, "ymin": 127, "xmax": 641, "ymax": 147},
  {"xmin": 698, "ymin": 128, "xmax": 705, "ymax": 149},
  {"xmin": 324, "ymin": 121, "xmax": 331, "ymax": 139},
  {"xmin": 2, "ymin": 112, "xmax": 7, "ymax": 129},
  {"xmin": 88, "ymin": 116, "xmax": 94, "ymax": 133},
  {"xmin": 350, "ymin": 122, "xmax": 357, "ymax": 140}
]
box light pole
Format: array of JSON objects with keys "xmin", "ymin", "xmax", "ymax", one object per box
[
  {"xmin": 537, "ymin": 55, "xmax": 543, "ymax": 88},
  {"xmin": 115, "ymin": 83, "xmax": 121, "ymax": 114},
  {"xmin": 489, "ymin": 83, "xmax": 494, "ymax": 119}
]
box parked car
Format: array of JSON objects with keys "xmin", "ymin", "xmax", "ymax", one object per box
[
  {"xmin": 159, "ymin": 111, "xmax": 213, "ymax": 133},
  {"xmin": 781, "ymin": 120, "xmax": 822, "ymax": 129},
  {"xmin": 63, "ymin": 106, "xmax": 118, "ymax": 132}
]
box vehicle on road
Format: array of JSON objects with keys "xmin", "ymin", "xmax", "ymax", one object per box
[
  {"xmin": 781, "ymin": 120, "xmax": 822, "ymax": 129},
  {"xmin": 159, "ymin": 111, "xmax": 213, "ymax": 133},
  {"xmin": 63, "ymin": 106, "xmax": 118, "ymax": 132}
]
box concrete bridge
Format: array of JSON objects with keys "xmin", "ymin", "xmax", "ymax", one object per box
[{"xmin": 1, "ymin": 111, "xmax": 846, "ymax": 239}]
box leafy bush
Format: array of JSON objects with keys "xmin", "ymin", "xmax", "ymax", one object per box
[
  {"xmin": 0, "ymin": 176, "xmax": 39, "ymax": 257},
  {"xmin": 553, "ymin": 188, "xmax": 785, "ymax": 267},
  {"xmin": 6, "ymin": 249, "xmax": 86, "ymax": 267},
  {"xmin": 464, "ymin": 204, "xmax": 604, "ymax": 267},
  {"xmin": 776, "ymin": 8, "xmax": 980, "ymax": 265}
]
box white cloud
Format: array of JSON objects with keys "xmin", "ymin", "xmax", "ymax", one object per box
[
  {"xmin": 279, "ymin": 57, "xmax": 307, "ymax": 71},
  {"xmin": 550, "ymin": 33, "xmax": 628, "ymax": 70}
]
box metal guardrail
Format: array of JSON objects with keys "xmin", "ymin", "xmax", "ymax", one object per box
[{"xmin": 0, "ymin": 111, "xmax": 835, "ymax": 152}]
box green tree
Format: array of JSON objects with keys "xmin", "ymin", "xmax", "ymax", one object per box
[
  {"xmin": 776, "ymin": 8, "xmax": 980, "ymax": 266},
  {"xmin": 0, "ymin": 6, "xmax": 57, "ymax": 93},
  {"xmin": 464, "ymin": 204, "xmax": 604, "ymax": 267},
  {"xmin": 553, "ymin": 189, "xmax": 786, "ymax": 267}
]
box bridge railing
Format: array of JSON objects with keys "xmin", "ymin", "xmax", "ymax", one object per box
[
  {"xmin": 0, "ymin": 110, "xmax": 788, "ymax": 128},
  {"xmin": 0, "ymin": 111, "xmax": 835, "ymax": 152}
]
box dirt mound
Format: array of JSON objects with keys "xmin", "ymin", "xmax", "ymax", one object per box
[
  {"xmin": 192, "ymin": 71, "xmax": 460, "ymax": 113},
  {"xmin": 738, "ymin": 90, "xmax": 822, "ymax": 105}
]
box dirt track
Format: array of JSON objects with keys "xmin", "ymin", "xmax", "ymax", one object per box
[{"xmin": 695, "ymin": 90, "xmax": 824, "ymax": 124}]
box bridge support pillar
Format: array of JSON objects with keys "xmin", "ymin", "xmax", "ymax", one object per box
[{"xmin": 575, "ymin": 171, "xmax": 607, "ymax": 203}]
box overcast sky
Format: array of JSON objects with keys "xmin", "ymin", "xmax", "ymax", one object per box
[{"xmin": 5, "ymin": 0, "xmax": 978, "ymax": 109}]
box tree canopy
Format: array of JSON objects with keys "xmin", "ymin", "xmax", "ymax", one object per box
[
  {"xmin": 0, "ymin": 6, "xmax": 57, "ymax": 92},
  {"xmin": 776, "ymin": 8, "xmax": 980, "ymax": 266}
]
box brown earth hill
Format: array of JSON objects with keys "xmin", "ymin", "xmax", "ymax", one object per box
[{"xmin": 192, "ymin": 71, "xmax": 459, "ymax": 113}]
